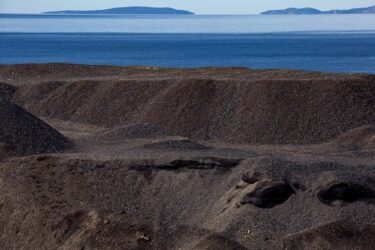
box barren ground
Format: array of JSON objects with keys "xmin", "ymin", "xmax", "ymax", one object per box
[{"xmin": 0, "ymin": 64, "xmax": 375, "ymax": 250}]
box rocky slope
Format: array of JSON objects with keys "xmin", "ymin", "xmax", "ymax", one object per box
[
  {"xmin": 9, "ymin": 64, "xmax": 375, "ymax": 144},
  {"xmin": 0, "ymin": 99, "xmax": 73, "ymax": 155},
  {"xmin": 0, "ymin": 64, "xmax": 374, "ymax": 250}
]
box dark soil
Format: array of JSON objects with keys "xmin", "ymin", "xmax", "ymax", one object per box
[{"xmin": 1, "ymin": 64, "xmax": 375, "ymax": 250}]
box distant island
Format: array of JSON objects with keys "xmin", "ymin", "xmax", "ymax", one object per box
[
  {"xmin": 262, "ymin": 5, "xmax": 375, "ymax": 15},
  {"xmin": 43, "ymin": 6, "xmax": 194, "ymax": 15}
]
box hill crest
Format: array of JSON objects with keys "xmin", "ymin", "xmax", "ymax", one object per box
[
  {"xmin": 262, "ymin": 5, "xmax": 375, "ymax": 14},
  {"xmin": 44, "ymin": 6, "xmax": 194, "ymax": 15}
]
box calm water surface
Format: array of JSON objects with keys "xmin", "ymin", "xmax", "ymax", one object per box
[
  {"xmin": 1, "ymin": 14, "xmax": 375, "ymax": 73},
  {"xmin": 1, "ymin": 14, "xmax": 375, "ymax": 33}
]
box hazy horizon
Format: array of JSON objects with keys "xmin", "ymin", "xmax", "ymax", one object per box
[{"xmin": 0, "ymin": 0, "xmax": 374, "ymax": 14}]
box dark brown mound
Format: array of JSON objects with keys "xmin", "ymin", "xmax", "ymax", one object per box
[
  {"xmin": 96, "ymin": 123, "xmax": 173, "ymax": 142},
  {"xmin": 143, "ymin": 138, "xmax": 213, "ymax": 151},
  {"xmin": 0, "ymin": 100, "xmax": 73, "ymax": 155},
  {"xmin": 11, "ymin": 64, "xmax": 375, "ymax": 144},
  {"xmin": 1, "ymin": 155, "xmax": 375, "ymax": 250},
  {"xmin": 0, "ymin": 63, "xmax": 124, "ymax": 85},
  {"xmin": 1, "ymin": 63, "xmax": 357, "ymax": 85},
  {"xmin": 0, "ymin": 82, "xmax": 17, "ymax": 101},
  {"xmin": 2, "ymin": 64, "xmax": 375, "ymax": 249}
]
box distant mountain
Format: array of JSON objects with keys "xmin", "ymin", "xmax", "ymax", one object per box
[
  {"xmin": 44, "ymin": 6, "xmax": 194, "ymax": 15},
  {"xmin": 324, "ymin": 5, "xmax": 375, "ymax": 14},
  {"xmin": 261, "ymin": 8, "xmax": 322, "ymax": 15},
  {"xmin": 262, "ymin": 5, "xmax": 375, "ymax": 15}
]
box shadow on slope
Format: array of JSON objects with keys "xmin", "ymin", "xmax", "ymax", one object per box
[{"xmin": 0, "ymin": 100, "xmax": 74, "ymax": 155}]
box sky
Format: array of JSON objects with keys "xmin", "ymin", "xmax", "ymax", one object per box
[{"xmin": 1, "ymin": 0, "xmax": 374, "ymax": 14}]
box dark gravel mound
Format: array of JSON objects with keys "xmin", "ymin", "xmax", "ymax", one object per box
[
  {"xmin": 0, "ymin": 100, "xmax": 73, "ymax": 155},
  {"xmin": 11, "ymin": 65, "xmax": 375, "ymax": 144},
  {"xmin": 1, "ymin": 64, "xmax": 375, "ymax": 249},
  {"xmin": 1, "ymin": 156, "xmax": 375, "ymax": 250},
  {"xmin": 0, "ymin": 63, "xmax": 124, "ymax": 85}
]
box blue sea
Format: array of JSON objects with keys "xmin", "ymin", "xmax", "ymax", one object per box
[{"xmin": 1, "ymin": 14, "xmax": 375, "ymax": 73}]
